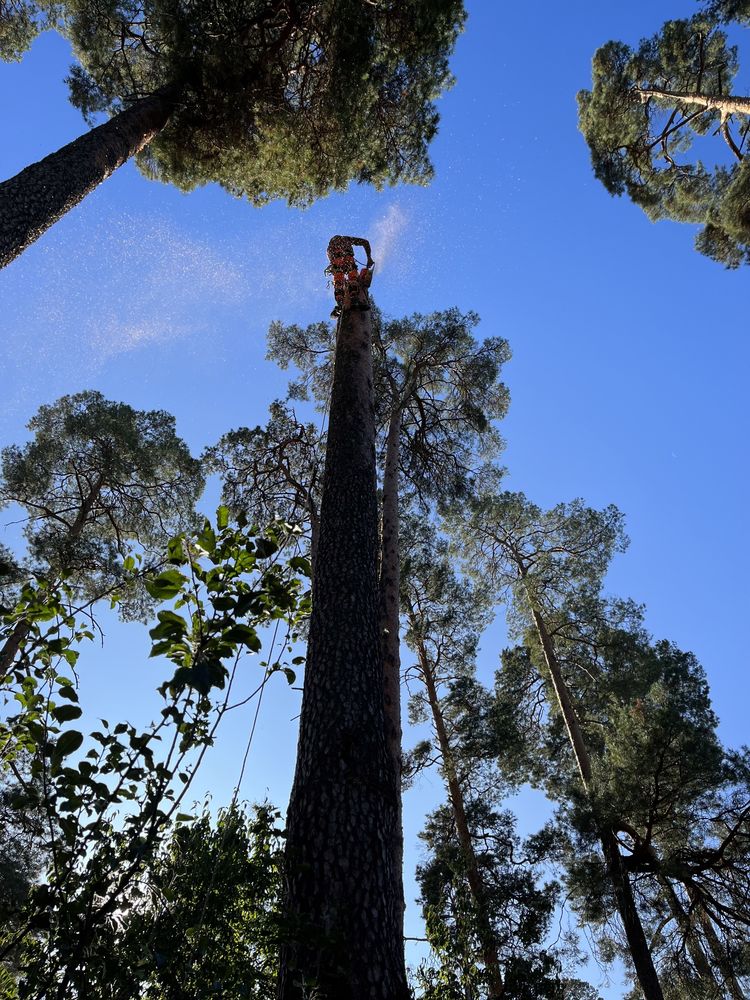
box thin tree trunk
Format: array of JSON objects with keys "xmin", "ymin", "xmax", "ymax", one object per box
[
  {"xmin": 685, "ymin": 883, "xmax": 746, "ymax": 1000},
  {"xmin": 0, "ymin": 619, "xmax": 30, "ymax": 675},
  {"xmin": 278, "ymin": 305, "xmax": 408, "ymax": 1000},
  {"xmin": 379, "ymin": 406, "xmax": 404, "ymax": 936},
  {"xmin": 598, "ymin": 828, "xmax": 665, "ymax": 1000},
  {"xmin": 524, "ymin": 594, "xmax": 664, "ymax": 1000},
  {"xmin": 0, "ymin": 85, "xmax": 181, "ymax": 269},
  {"xmin": 656, "ymin": 876, "xmax": 717, "ymax": 989},
  {"xmin": 0, "ymin": 475, "xmax": 105, "ymax": 673},
  {"xmin": 636, "ymin": 87, "xmax": 750, "ymax": 118},
  {"xmin": 420, "ymin": 650, "xmax": 505, "ymax": 999},
  {"xmin": 528, "ymin": 605, "xmax": 593, "ymax": 788}
]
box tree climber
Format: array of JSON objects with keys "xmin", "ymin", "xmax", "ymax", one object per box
[{"xmin": 326, "ymin": 235, "xmax": 375, "ymax": 316}]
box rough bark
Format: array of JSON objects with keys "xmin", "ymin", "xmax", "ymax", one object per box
[
  {"xmin": 379, "ymin": 408, "xmax": 402, "ymax": 789},
  {"xmin": 378, "ymin": 406, "xmax": 404, "ymax": 934},
  {"xmin": 0, "ymin": 86, "xmax": 181, "ymax": 269},
  {"xmin": 278, "ymin": 306, "xmax": 408, "ymax": 1000},
  {"xmin": 522, "ymin": 586, "xmax": 664, "ymax": 1000},
  {"xmin": 636, "ymin": 87, "xmax": 750, "ymax": 119},
  {"xmin": 419, "ymin": 648, "xmax": 505, "ymax": 999},
  {"xmin": 308, "ymin": 503, "xmax": 320, "ymax": 576}
]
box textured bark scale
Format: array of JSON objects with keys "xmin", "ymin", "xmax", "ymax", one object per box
[
  {"xmin": 379, "ymin": 409, "xmax": 402, "ymax": 788},
  {"xmin": 278, "ymin": 307, "xmax": 408, "ymax": 1000},
  {"xmin": 0, "ymin": 87, "xmax": 179, "ymax": 269}
]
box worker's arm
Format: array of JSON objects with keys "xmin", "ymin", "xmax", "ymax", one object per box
[{"xmin": 348, "ymin": 237, "xmax": 374, "ymax": 268}]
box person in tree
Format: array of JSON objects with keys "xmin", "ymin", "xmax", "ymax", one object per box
[{"xmin": 325, "ymin": 235, "xmax": 375, "ymax": 316}]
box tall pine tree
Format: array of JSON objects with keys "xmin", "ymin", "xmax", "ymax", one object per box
[
  {"xmin": 277, "ymin": 296, "xmax": 408, "ymax": 999},
  {"xmin": 0, "ymin": 390, "xmax": 203, "ymax": 673},
  {"xmin": 578, "ymin": 8, "xmax": 750, "ymax": 266},
  {"xmin": 0, "ymin": 1, "xmax": 465, "ymax": 268}
]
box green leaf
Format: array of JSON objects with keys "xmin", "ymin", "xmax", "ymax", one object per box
[
  {"xmin": 150, "ymin": 610, "xmax": 188, "ymax": 641},
  {"xmin": 216, "ymin": 505, "xmax": 229, "ymax": 530},
  {"xmin": 289, "ymin": 555, "xmax": 311, "ymax": 576},
  {"xmin": 145, "ymin": 569, "xmax": 187, "ymax": 601},
  {"xmin": 149, "ymin": 640, "xmax": 175, "ymax": 658},
  {"xmin": 51, "ymin": 704, "xmax": 83, "ymax": 723},
  {"xmin": 224, "ymin": 625, "xmax": 262, "ymax": 651},
  {"xmin": 167, "ymin": 536, "xmax": 186, "ymax": 564},
  {"xmin": 254, "ymin": 538, "xmax": 278, "ymax": 559},
  {"xmin": 196, "ymin": 523, "xmax": 217, "ymax": 555},
  {"xmin": 54, "ymin": 730, "xmax": 84, "ymax": 759}
]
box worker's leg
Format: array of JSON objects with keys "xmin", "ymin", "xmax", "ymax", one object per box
[
  {"xmin": 356, "ymin": 267, "xmax": 372, "ymax": 310},
  {"xmin": 331, "ymin": 271, "xmax": 345, "ymax": 316},
  {"xmin": 347, "ymin": 267, "xmax": 360, "ymax": 308}
]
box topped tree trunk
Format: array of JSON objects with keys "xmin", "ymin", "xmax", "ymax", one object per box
[{"xmin": 278, "ymin": 300, "xmax": 408, "ymax": 1000}]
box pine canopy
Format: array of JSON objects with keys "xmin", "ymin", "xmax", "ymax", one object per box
[
  {"xmin": 578, "ymin": 11, "xmax": 750, "ymax": 266},
  {"xmin": 61, "ymin": 0, "xmax": 466, "ymax": 204}
]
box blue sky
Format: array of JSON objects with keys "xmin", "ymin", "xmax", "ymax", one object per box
[{"xmin": 1, "ymin": 2, "xmax": 749, "ymax": 995}]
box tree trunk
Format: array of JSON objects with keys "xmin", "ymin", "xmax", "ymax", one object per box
[
  {"xmin": 420, "ymin": 651, "xmax": 505, "ymax": 999},
  {"xmin": 0, "ymin": 85, "xmax": 181, "ymax": 270},
  {"xmin": 379, "ymin": 408, "xmax": 402, "ymax": 789},
  {"xmin": 524, "ymin": 594, "xmax": 664, "ymax": 1000},
  {"xmin": 656, "ymin": 876, "xmax": 718, "ymax": 989},
  {"xmin": 0, "ymin": 619, "xmax": 30, "ymax": 675},
  {"xmin": 528, "ymin": 605, "xmax": 593, "ymax": 788},
  {"xmin": 636, "ymin": 87, "xmax": 750, "ymax": 119},
  {"xmin": 598, "ymin": 828, "xmax": 665, "ymax": 1000},
  {"xmin": 0, "ymin": 475, "xmax": 105, "ymax": 673},
  {"xmin": 379, "ymin": 407, "xmax": 405, "ymax": 935},
  {"xmin": 685, "ymin": 883, "xmax": 746, "ymax": 1000},
  {"xmin": 308, "ymin": 504, "xmax": 320, "ymax": 575},
  {"xmin": 278, "ymin": 306, "xmax": 408, "ymax": 1000}
]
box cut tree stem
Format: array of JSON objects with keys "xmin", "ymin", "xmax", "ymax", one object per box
[{"xmin": 278, "ymin": 304, "xmax": 408, "ymax": 1000}]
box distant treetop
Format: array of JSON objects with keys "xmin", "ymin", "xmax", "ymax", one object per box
[{"xmin": 578, "ymin": 4, "xmax": 750, "ymax": 267}]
